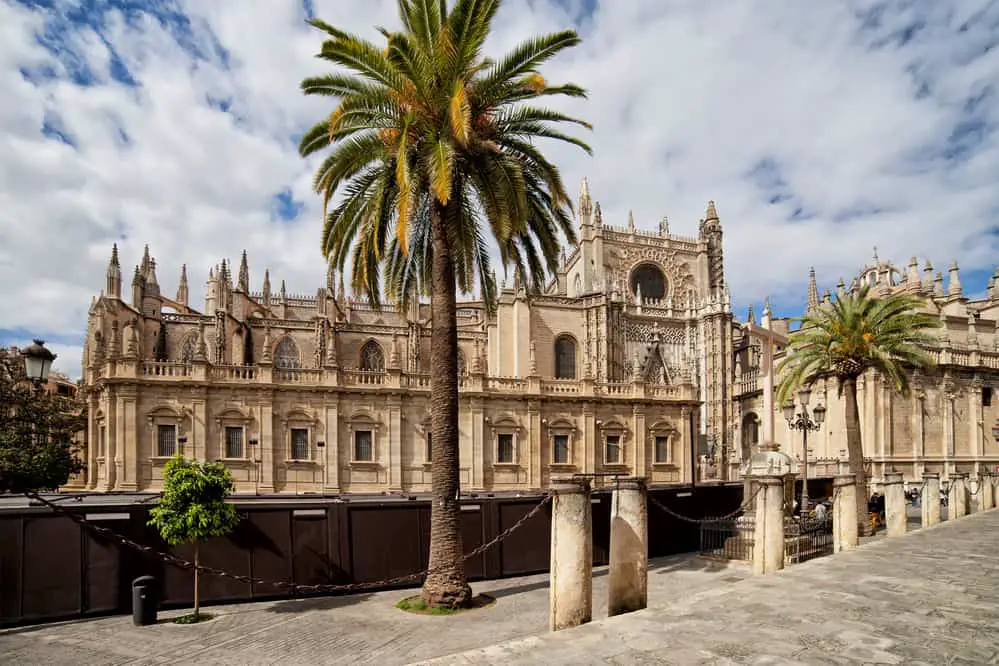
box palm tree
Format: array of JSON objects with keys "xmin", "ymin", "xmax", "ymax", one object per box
[
  {"xmin": 776, "ymin": 284, "xmax": 940, "ymax": 534},
  {"xmin": 299, "ymin": 0, "xmax": 590, "ymax": 608}
]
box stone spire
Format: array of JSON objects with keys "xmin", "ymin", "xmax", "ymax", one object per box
[
  {"xmin": 105, "ymin": 243, "xmax": 121, "ymax": 299},
  {"xmin": 747, "ymin": 304, "xmax": 756, "ymax": 325},
  {"xmin": 992, "ymin": 268, "xmax": 999, "ymax": 300},
  {"xmin": 805, "ymin": 267, "xmax": 819, "ymax": 314},
  {"xmin": 262, "ymin": 268, "xmax": 271, "ymax": 307},
  {"xmin": 762, "ymin": 295, "xmax": 772, "ymax": 324},
  {"xmin": 326, "ymin": 259, "xmax": 336, "ymax": 294},
  {"xmin": 578, "ymin": 177, "xmax": 592, "ymax": 217},
  {"xmin": 195, "ymin": 319, "xmax": 208, "ymax": 361},
  {"xmin": 922, "ymin": 260, "xmax": 934, "ymax": 291},
  {"xmin": 627, "ymin": 210, "xmax": 635, "ymax": 232},
  {"xmin": 705, "ymin": 200, "xmax": 719, "ymax": 222},
  {"xmin": 594, "ymin": 201, "xmax": 603, "ymax": 227},
  {"xmin": 907, "ymin": 256, "xmax": 920, "ymax": 288},
  {"xmin": 967, "ymin": 307, "xmax": 978, "ymax": 347},
  {"xmin": 140, "ymin": 244, "xmax": 151, "ymax": 278},
  {"xmin": 947, "ymin": 260, "xmax": 962, "ymax": 297},
  {"xmin": 529, "ymin": 340, "xmax": 537, "ymax": 375},
  {"xmin": 389, "ymin": 334, "xmax": 400, "ymax": 369},
  {"xmin": 237, "ymin": 250, "xmax": 249, "ymax": 292},
  {"xmin": 836, "ymin": 277, "xmax": 846, "ymax": 298},
  {"xmin": 933, "ymin": 271, "xmax": 945, "ymax": 297},
  {"xmin": 822, "ymin": 289, "xmax": 832, "ymax": 305},
  {"xmin": 146, "ymin": 258, "xmax": 160, "ymax": 295},
  {"xmin": 176, "ymin": 264, "xmax": 189, "ymax": 306},
  {"xmin": 280, "ymin": 279, "xmax": 288, "ymax": 303},
  {"xmin": 131, "ymin": 265, "xmax": 143, "ymax": 307}
]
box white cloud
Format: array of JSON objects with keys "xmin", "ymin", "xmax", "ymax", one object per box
[{"xmin": 1, "ymin": 0, "xmax": 998, "ymax": 380}]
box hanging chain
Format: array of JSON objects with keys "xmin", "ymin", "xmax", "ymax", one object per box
[
  {"xmin": 647, "ymin": 484, "xmax": 763, "ymax": 525},
  {"xmin": 24, "ymin": 490, "xmax": 552, "ymax": 594}
]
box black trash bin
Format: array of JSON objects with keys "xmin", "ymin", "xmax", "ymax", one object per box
[{"xmin": 132, "ymin": 575, "xmax": 158, "ymax": 626}]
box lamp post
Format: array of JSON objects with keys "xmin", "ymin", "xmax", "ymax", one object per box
[
  {"xmin": 783, "ymin": 386, "xmax": 826, "ymax": 518},
  {"xmin": 21, "ymin": 339, "xmax": 56, "ymax": 389}
]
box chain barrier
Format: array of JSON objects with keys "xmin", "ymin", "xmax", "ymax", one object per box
[
  {"xmin": 24, "ymin": 490, "xmax": 552, "ymax": 594},
  {"xmin": 647, "ymin": 483, "xmax": 763, "ymax": 525}
]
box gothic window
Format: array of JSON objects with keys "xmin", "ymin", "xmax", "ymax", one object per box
[
  {"xmin": 457, "ymin": 350, "xmax": 467, "ymax": 376},
  {"xmin": 180, "ymin": 334, "xmax": 196, "ymax": 363},
  {"xmin": 629, "ymin": 263, "xmax": 667, "ymax": 300},
  {"xmin": 274, "ymin": 337, "xmax": 301, "ymax": 369},
  {"xmin": 573, "ymin": 273, "xmax": 582, "ymax": 297},
  {"xmin": 359, "ymin": 340, "xmax": 385, "ymax": 371},
  {"xmin": 554, "ymin": 335, "xmax": 577, "ymax": 379}
]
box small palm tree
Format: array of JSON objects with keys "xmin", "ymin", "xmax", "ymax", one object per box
[
  {"xmin": 299, "ymin": 0, "xmax": 590, "ymax": 608},
  {"xmin": 777, "ymin": 284, "xmax": 940, "ymax": 534}
]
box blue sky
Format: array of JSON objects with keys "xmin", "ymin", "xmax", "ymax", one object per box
[{"xmin": 1, "ymin": 0, "xmax": 998, "ymax": 378}]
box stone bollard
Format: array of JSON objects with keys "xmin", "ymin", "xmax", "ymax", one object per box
[
  {"xmin": 608, "ymin": 478, "xmax": 648, "ymax": 617},
  {"xmin": 948, "ymin": 475, "xmax": 965, "ymax": 519},
  {"xmin": 969, "ymin": 475, "xmax": 983, "ymax": 514},
  {"xmin": 833, "ymin": 474, "xmax": 859, "ymax": 553},
  {"xmin": 922, "ymin": 473, "xmax": 941, "ymax": 527},
  {"xmin": 752, "ymin": 475, "xmax": 785, "ymax": 575},
  {"xmin": 983, "ymin": 472, "xmax": 995, "ymax": 511},
  {"xmin": 884, "ymin": 472, "xmax": 907, "ymax": 537},
  {"xmin": 549, "ymin": 479, "xmax": 592, "ymax": 632}
]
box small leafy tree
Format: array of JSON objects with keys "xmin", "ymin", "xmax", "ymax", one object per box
[
  {"xmin": 148, "ymin": 456, "xmax": 241, "ymax": 620},
  {"xmin": 0, "ymin": 352, "xmax": 85, "ymax": 494}
]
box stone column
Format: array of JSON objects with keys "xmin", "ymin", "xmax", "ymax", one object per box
[
  {"xmin": 948, "ymin": 475, "xmax": 964, "ymax": 519},
  {"xmin": 922, "ymin": 472, "xmax": 940, "ymax": 527},
  {"xmin": 983, "ymin": 472, "xmax": 995, "ymax": 510},
  {"xmin": 608, "ymin": 478, "xmax": 647, "ymax": 617},
  {"xmin": 549, "ymin": 479, "xmax": 592, "ymax": 631},
  {"xmin": 833, "ymin": 474, "xmax": 859, "ymax": 553},
  {"xmin": 752, "ymin": 474, "xmax": 785, "ymax": 575},
  {"xmin": 884, "ymin": 472, "xmax": 906, "ymax": 537}
]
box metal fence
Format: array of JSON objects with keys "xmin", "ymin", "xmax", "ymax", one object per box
[
  {"xmin": 784, "ymin": 515, "xmax": 834, "ymax": 564},
  {"xmin": 698, "ymin": 516, "xmax": 754, "ymax": 561}
]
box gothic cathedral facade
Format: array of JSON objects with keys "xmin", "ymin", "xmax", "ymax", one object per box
[{"xmin": 76, "ymin": 180, "xmax": 737, "ymax": 494}]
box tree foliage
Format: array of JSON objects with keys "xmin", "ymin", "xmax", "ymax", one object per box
[
  {"xmin": 0, "ymin": 353, "xmax": 85, "ymax": 494},
  {"xmin": 148, "ymin": 456, "xmax": 241, "ymax": 546},
  {"xmin": 300, "ymin": 0, "xmax": 591, "ymax": 312},
  {"xmin": 776, "ymin": 284, "xmax": 941, "ymax": 402}
]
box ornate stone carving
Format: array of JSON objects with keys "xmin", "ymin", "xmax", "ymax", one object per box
[{"xmin": 624, "ymin": 321, "xmax": 685, "ymax": 344}]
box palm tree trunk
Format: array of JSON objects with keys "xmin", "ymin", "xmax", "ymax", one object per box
[
  {"xmin": 842, "ymin": 376, "xmax": 870, "ymax": 536},
  {"xmin": 420, "ymin": 200, "xmax": 472, "ymax": 609},
  {"xmin": 193, "ymin": 542, "xmax": 200, "ymax": 619}
]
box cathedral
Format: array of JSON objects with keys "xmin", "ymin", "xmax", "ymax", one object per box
[
  {"xmin": 75, "ymin": 179, "xmax": 736, "ymax": 494},
  {"xmin": 735, "ymin": 253, "xmax": 999, "ymax": 485},
  {"xmin": 74, "ymin": 174, "xmax": 999, "ymax": 496}
]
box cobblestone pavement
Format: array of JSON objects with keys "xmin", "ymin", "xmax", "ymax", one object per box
[
  {"xmin": 420, "ymin": 508, "xmax": 999, "ymax": 665},
  {"xmin": 0, "ymin": 552, "xmax": 750, "ymax": 665}
]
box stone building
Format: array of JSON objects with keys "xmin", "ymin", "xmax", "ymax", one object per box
[
  {"xmin": 78, "ymin": 180, "xmax": 738, "ymax": 494},
  {"xmin": 733, "ymin": 252, "xmax": 999, "ymax": 484}
]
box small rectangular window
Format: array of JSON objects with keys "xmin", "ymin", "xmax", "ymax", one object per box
[
  {"xmin": 225, "ymin": 426, "xmax": 244, "ymax": 459},
  {"xmin": 354, "ymin": 430, "xmax": 373, "ymax": 461},
  {"xmin": 99, "ymin": 425, "xmax": 106, "ymax": 457},
  {"xmin": 497, "ymin": 433, "xmax": 515, "ymax": 463},
  {"xmin": 156, "ymin": 424, "xmax": 176, "ymax": 457},
  {"xmin": 984, "ymin": 388, "xmax": 993, "ymax": 407},
  {"xmin": 290, "ymin": 428, "xmax": 309, "ymax": 460},
  {"xmin": 654, "ymin": 436, "xmax": 670, "ymax": 464},
  {"xmin": 553, "ymin": 434, "xmax": 570, "ymax": 464},
  {"xmin": 425, "ymin": 433, "xmax": 433, "ymax": 463},
  {"xmin": 605, "ymin": 435, "xmax": 621, "ymax": 464}
]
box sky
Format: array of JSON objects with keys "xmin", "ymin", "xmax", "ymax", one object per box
[{"xmin": 1, "ymin": 0, "xmax": 998, "ymax": 380}]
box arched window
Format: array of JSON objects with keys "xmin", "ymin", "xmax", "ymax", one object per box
[
  {"xmin": 359, "ymin": 340, "xmax": 385, "ymax": 371},
  {"xmin": 457, "ymin": 350, "xmax": 467, "ymax": 376},
  {"xmin": 180, "ymin": 334, "xmax": 197, "ymax": 363},
  {"xmin": 573, "ymin": 274, "xmax": 582, "ymax": 297},
  {"xmin": 629, "ymin": 263, "xmax": 668, "ymax": 300},
  {"xmin": 274, "ymin": 337, "xmax": 301, "ymax": 369},
  {"xmin": 554, "ymin": 335, "xmax": 577, "ymax": 379}
]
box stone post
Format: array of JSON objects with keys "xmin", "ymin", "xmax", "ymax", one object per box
[
  {"xmin": 608, "ymin": 478, "xmax": 648, "ymax": 617},
  {"xmin": 549, "ymin": 479, "xmax": 592, "ymax": 632},
  {"xmin": 969, "ymin": 475, "xmax": 983, "ymax": 514},
  {"xmin": 833, "ymin": 474, "xmax": 859, "ymax": 553},
  {"xmin": 752, "ymin": 474, "xmax": 785, "ymax": 575},
  {"xmin": 983, "ymin": 472, "xmax": 995, "ymax": 510},
  {"xmin": 948, "ymin": 475, "xmax": 964, "ymax": 519},
  {"xmin": 921, "ymin": 472, "xmax": 940, "ymax": 527},
  {"xmin": 883, "ymin": 471, "xmax": 906, "ymax": 537}
]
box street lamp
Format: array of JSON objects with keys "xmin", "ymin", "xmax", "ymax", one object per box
[
  {"xmin": 21, "ymin": 339, "xmax": 56, "ymax": 387},
  {"xmin": 784, "ymin": 386, "xmax": 826, "ymax": 518}
]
